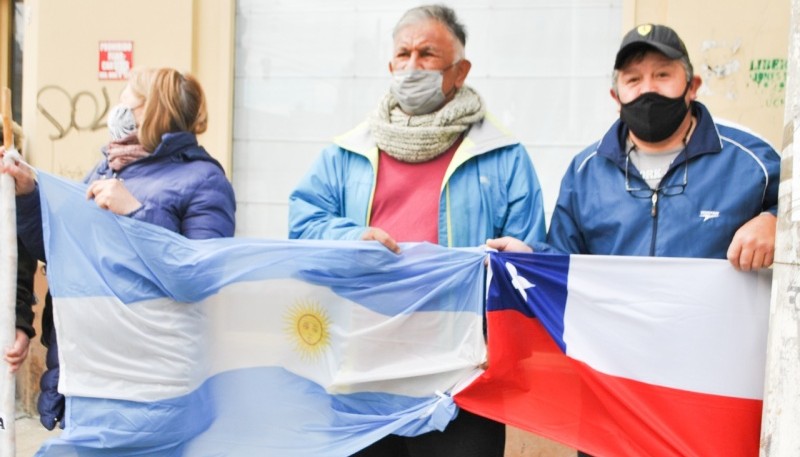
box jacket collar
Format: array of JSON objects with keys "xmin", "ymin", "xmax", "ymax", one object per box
[
  {"xmin": 98, "ymin": 131, "xmax": 223, "ymax": 174},
  {"xmin": 151, "ymin": 132, "xmax": 199, "ymax": 159},
  {"xmin": 596, "ymin": 101, "xmax": 724, "ymax": 169}
]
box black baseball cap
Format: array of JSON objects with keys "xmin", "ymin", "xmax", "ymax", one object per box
[{"xmin": 614, "ymin": 24, "xmax": 689, "ymax": 69}]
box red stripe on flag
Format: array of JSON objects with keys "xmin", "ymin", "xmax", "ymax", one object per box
[{"xmin": 455, "ymin": 309, "xmax": 762, "ymax": 457}]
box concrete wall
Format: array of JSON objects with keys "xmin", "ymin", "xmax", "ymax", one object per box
[
  {"xmin": 232, "ymin": 0, "xmax": 622, "ymax": 239},
  {"xmin": 20, "ymin": 0, "xmax": 234, "ymax": 178}
]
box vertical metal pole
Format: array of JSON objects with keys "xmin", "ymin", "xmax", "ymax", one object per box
[
  {"xmin": 760, "ymin": 0, "xmax": 800, "ymax": 454},
  {"xmin": 0, "ymin": 87, "xmax": 17, "ymax": 457}
]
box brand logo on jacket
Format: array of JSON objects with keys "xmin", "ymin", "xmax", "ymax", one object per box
[{"xmin": 699, "ymin": 210, "xmax": 720, "ymax": 222}]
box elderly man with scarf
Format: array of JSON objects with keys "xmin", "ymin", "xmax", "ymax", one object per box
[{"xmin": 289, "ymin": 4, "xmax": 546, "ymax": 457}]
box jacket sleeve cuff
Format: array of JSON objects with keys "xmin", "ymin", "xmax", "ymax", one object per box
[
  {"xmin": 15, "ymin": 314, "xmax": 35, "ymax": 339},
  {"xmin": 126, "ymin": 204, "xmax": 146, "ymax": 218}
]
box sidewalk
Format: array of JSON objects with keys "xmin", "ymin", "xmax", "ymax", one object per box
[{"xmin": 16, "ymin": 415, "xmax": 60, "ymax": 457}]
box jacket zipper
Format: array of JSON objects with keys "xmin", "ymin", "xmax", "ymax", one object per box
[
  {"xmin": 651, "ymin": 193, "xmax": 658, "ymax": 217},
  {"xmin": 646, "ymin": 118, "xmax": 694, "ymax": 256},
  {"xmin": 649, "ymin": 192, "xmax": 658, "ymax": 255}
]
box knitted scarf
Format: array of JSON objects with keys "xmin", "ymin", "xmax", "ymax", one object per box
[
  {"xmin": 369, "ymin": 85, "xmax": 485, "ymax": 163},
  {"xmin": 106, "ymin": 131, "xmax": 150, "ymax": 172}
]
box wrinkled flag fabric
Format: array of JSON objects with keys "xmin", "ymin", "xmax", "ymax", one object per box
[
  {"xmin": 34, "ymin": 171, "xmax": 486, "ymax": 457},
  {"xmin": 455, "ymin": 252, "xmax": 771, "ymax": 457}
]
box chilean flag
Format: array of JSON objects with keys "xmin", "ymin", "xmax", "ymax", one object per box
[{"xmin": 455, "ymin": 252, "xmax": 771, "ymax": 457}]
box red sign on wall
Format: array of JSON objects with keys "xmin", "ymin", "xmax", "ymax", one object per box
[{"xmin": 98, "ymin": 41, "xmax": 133, "ymax": 80}]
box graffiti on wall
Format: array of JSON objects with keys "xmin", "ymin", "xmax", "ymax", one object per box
[
  {"xmin": 749, "ymin": 58, "xmax": 787, "ymax": 107},
  {"xmin": 698, "ymin": 39, "xmax": 741, "ymax": 100},
  {"xmin": 36, "ymin": 86, "xmax": 111, "ymax": 140},
  {"xmin": 697, "ymin": 38, "xmax": 787, "ymax": 108}
]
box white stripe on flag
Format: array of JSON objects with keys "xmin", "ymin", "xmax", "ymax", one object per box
[
  {"xmin": 563, "ymin": 254, "xmax": 770, "ymax": 399},
  {"xmin": 57, "ymin": 278, "xmax": 486, "ymax": 402}
]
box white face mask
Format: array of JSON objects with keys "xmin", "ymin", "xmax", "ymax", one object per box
[
  {"xmin": 106, "ymin": 104, "xmax": 137, "ymax": 141},
  {"xmin": 390, "ymin": 68, "xmax": 449, "ymax": 115}
]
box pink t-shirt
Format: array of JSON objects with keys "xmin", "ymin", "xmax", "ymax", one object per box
[{"xmin": 369, "ymin": 137, "xmax": 462, "ymax": 243}]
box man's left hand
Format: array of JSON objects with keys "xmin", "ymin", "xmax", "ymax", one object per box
[
  {"xmin": 486, "ymin": 236, "xmax": 533, "ymax": 253},
  {"xmin": 727, "ymin": 212, "xmax": 777, "ymax": 271}
]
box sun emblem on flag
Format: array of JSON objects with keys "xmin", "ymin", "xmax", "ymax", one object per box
[{"xmin": 285, "ymin": 300, "xmax": 331, "ymax": 360}]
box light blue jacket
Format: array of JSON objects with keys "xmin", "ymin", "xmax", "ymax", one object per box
[
  {"xmin": 289, "ymin": 115, "xmax": 546, "ymax": 248},
  {"xmin": 547, "ymin": 102, "xmax": 780, "ymax": 258}
]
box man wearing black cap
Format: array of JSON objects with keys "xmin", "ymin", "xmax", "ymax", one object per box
[
  {"xmin": 550, "ymin": 21, "xmax": 780, "ymax": 457},
  {"xmin": 490, "ymin": 23, "xmax": 780, "ymax": 268},
  {"xmin": 539, "ymin": 23, "xmax": 780, "ymax": 271},
  {"xmin": 483, "ymin": 23, "xmax": 781, "ymax": 456}
]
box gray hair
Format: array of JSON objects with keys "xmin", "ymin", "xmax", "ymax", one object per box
[
  {"xmin": 393, "ymin": 4, "xmax": 467, "ymax": 60},
  {"xmin": 611, "ymin": 49, "xmax": 693, "ymax": 93}
]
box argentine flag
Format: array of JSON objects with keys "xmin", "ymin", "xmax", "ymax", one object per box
[{"xmin": 34, "ymin": 172, "xmax": 487, "ymax": 456}]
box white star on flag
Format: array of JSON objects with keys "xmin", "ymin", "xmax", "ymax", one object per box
[{"xmin": 505, "ymin": 261, "xmax": 535, "ymax": 300}]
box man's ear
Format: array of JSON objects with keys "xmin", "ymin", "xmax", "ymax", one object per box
[
  {"xmin": 610, "ymin": 88, "xmax": 622, "ymax": 112},
  {"xmin": 454, "ymin": 59, "xmax": 472, "ymax": 88},
  {"xmin": 687, "ymin": 75, "xmax": 703, "ymax": 102}
]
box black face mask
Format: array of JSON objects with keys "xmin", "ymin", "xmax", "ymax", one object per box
[{"xmin": 619, "ymin": 84, "xmax": 690, "ymax": 143}]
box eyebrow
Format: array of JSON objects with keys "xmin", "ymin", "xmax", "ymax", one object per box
[
  {"xmin": 621, "ymin": 60, "xmax": 679, "ymax": 73},
  {"xmin": 395, "ymin": 42, "xmax": 441, "ymax": 53},
  {"xmin": 422, "ymin": 44, "xmax": 445, "ymax": 55}
]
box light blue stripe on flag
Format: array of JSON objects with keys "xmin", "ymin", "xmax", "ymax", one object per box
[{"xmin": 34, "ymin": 171, "xmax": 487, "ymax": 456}]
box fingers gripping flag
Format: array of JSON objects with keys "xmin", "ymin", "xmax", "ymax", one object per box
[{"xmin": 34, "ymin": 172, "xmax": 487, "ymax": 457}]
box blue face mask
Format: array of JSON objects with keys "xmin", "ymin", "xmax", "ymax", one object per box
[
  {"xmin": 390, "ymin": 61, "xmax": 460, "ymax": 115},
  {"xmin": 106, "ymin": 104, "xmax": 137, "ymax": 141}
]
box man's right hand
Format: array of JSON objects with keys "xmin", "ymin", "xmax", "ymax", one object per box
[
  {"xmin": 361, "ymin": 227, "xmax": 401, "ymax": 254},
  {"xmin": 486, "ymin": 236, "xmax": 533, "ymax": 253}
]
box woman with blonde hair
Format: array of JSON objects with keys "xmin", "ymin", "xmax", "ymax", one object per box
[
  {"xmin": 2, "ymin": 67, "xmax": 236, "ymax": 433},
  {"xmin": 82, "ymin": 67, "xmax": 233, "ymax": 236}
]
